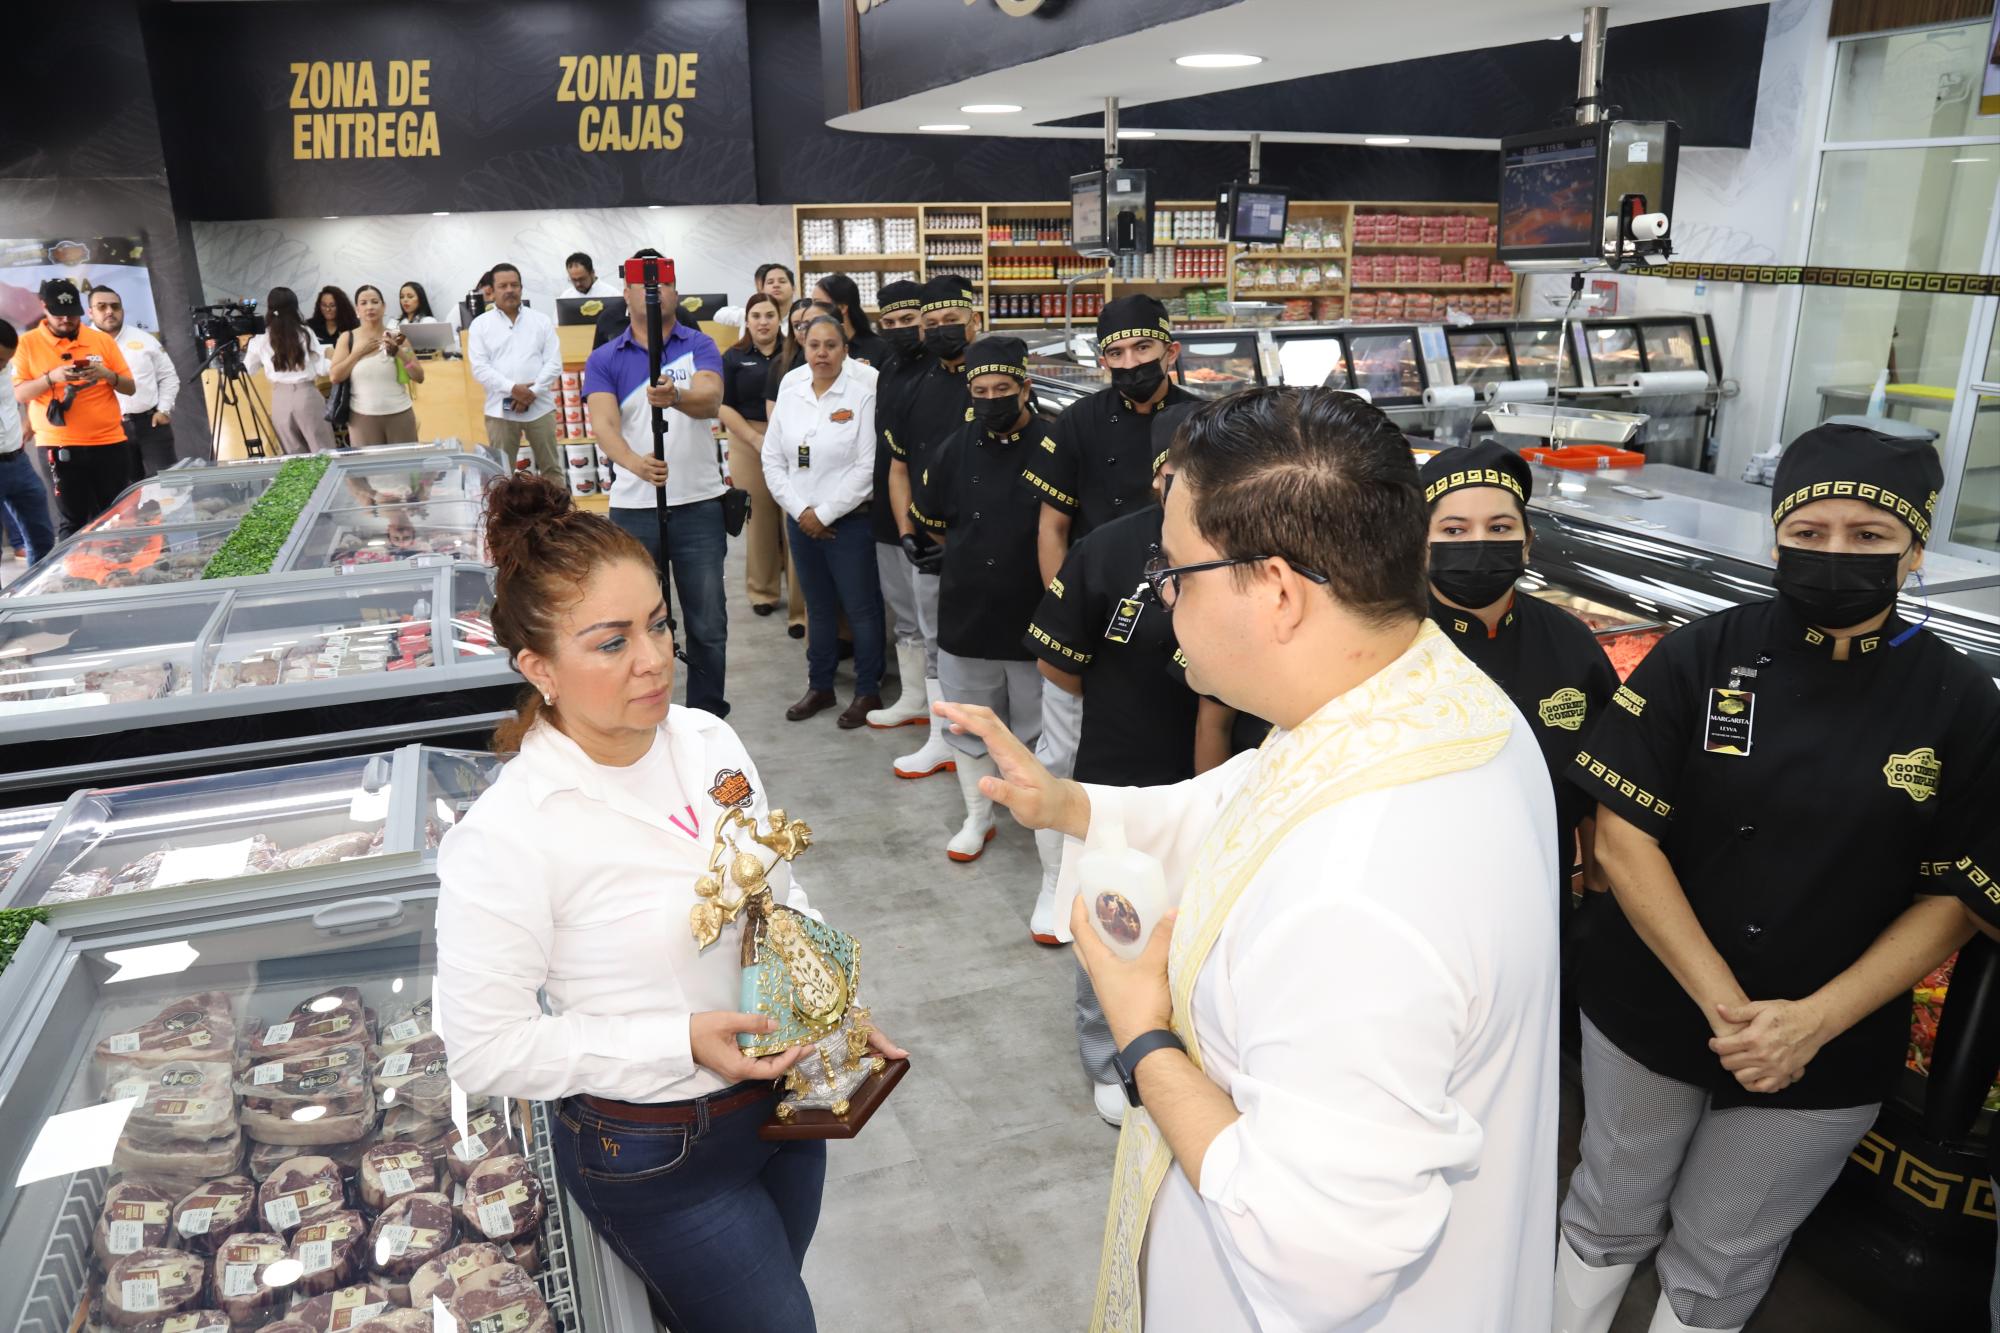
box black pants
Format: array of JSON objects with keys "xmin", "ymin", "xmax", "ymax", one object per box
[
  {"xmin": 124, "ymin": 413, "xmax": 178, "ymax": 478},
  {"xmin": 43, "ymin": 444, "xmax": 134, "ymax": 538}
]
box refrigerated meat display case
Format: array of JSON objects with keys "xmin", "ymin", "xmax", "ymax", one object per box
[
  {"xmin": 0, "ymin": 892, "xmax": 651, "ymax": 1333},
  {"xmin": 0, "ymin": 561, "xmax": 519, "ymax": 805},
  {"xmin": 6, "ymin": 448, "xmax": 506, "ymax": 599}
]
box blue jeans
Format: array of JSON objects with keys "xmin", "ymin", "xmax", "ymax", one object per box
[
  {"xmin": 552, "ymin": 1084, "xmax": 825, "ymax": 1333},
  {"xmin": 787, "ymin": 510, "xmax": 883, "ymax": 695},
  {"xmin": 611, "ymin": 500, "xmax": 729, "ymax": 718},
  {"xmin": 0, "ymin": 453, "xmax": 56, "ymax": 566}
]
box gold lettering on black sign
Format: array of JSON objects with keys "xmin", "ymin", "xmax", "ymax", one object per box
[
  {"xmin": 558, "ymin": 53, "xmax": 699, "ymax": 153},
  {"xmin": 289, "ymin": 60, "xmax": 441, "ymax": 160}
]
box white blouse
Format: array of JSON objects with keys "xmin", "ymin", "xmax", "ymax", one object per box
[
  {"xmin": 434, "ymin": 708, "xmax": 816, "ymax": 1104},
  {"xmin": 760, "ymin": 356, "xmax": 878, "ymax": 526},
  {"xmin": 244, "ymin": 328, "xmax": 328, "ymax": 385}
]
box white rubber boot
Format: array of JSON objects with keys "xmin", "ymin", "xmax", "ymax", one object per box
[
  {"xmin": 1093, "ymin": 1082, "xmax": 1127, "ymax": 1127},
  {"xmin": 866, "ymin": 638, "xmax": 931, "ymax": 728},
  {"xmin": 1554, "ymin": 1235, "xmax": 1637, "ymax": 1333},
  {"xmin": 946, "ymin": 753, "xmax": 998, "ymax": 862},
  {"xmin": 893, "ymin": 680, "xmax": 956, "ymax": 779},
  {"xmin": 1645, "ymin": 1292, "xmax": 1737, "ymax": 1333},
  {"xmin": 1029, "ymin": 873, "xmax": 1062, "ymax": 946}
]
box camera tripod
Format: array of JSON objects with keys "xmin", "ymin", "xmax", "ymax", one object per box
[{"xmin": 191, "ymin": 338, "xmax": 279, "ymax": 460}]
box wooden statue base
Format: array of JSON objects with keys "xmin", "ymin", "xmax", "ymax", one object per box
[{"xmin": 759, "ymin": 1058, "xmax": 908, "ymax": 1141}]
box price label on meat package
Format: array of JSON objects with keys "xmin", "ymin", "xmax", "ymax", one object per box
[
  {"xmin": 260, "ymin": 1022, "xmax": 296, "ymax": 1047},
  {"xmin": 378, "ymin": 1052, "xmax": 413, "ymax": 1079},
  {"xmin": 175, "ymin": 1207, "xmax": 213, "ymax": 1238},
  {"xmin": 119, "ymin": 1278, "xmax": 162, "ymax": 1313},
  {"xmin": 327, "ymin": 1289, "xmax": 388, "ymax": 1330},
  {"xmin": 107, "ymin": 1218, "xmax": 146, "ymax": 1254},
  {"xmin": 106, "ymin": 1031, "xmax": 142, "ymax": 1054},
  {"xmin": 264, "ymin": 1181, "xmax": 331, "ymax": 1230},
  {"xmin": 112, "ymin": 1199, "xmax": 172, "ymax": 1224},
  {"xmin": 221, "ymin": 1263, "xmax": 261, "ymax": 1298},
  {"xmin": 375, "ymin": 1222, "xmax": 427, "ymax": 1258},
  {"xmin": 469, "ymin": 1302, "xmax": 535, "ymax": 1333},
  {"xmin": 377, "ymin": 1167, "xmax": 416, "ymax": 1197},
  {"xmin": 296, "ymin": 1238, "xmax": 333, "ymax": 1274},
  {"xmin": 251, "ymin": 1062, "xmax": 286, "ymax": 1085},
  {"xmin": 385, "ymin": 1017, "xmax": 425, "ymax": 1043}
]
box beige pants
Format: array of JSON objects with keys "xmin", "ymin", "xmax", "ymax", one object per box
[
  {"xmin": 486, "ymin": 412, "xmax": 563, "ymax": 477},
  {"xmin": 347, "ymin": 407, "xmax": 419, "ymax": 447},
  {"xmin": 729, "ymin": 433, "xmax": 805, "ymax": 627},
  {"xmin": 270, "ymin": 380, "xmax": 337, "ymax": 455}
]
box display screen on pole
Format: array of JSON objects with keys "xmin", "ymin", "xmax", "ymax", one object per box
[
  {"xmin": 1497, "ymin": 126, "xmax": 1602, "ymax": 263},
  {"xmin": 1071, "ymin": 172, "xmax": 1106, "ymax": 253},
  {"xmin": 1221, "ymin": 183, "xmax": 1289, "ymax": 244}
]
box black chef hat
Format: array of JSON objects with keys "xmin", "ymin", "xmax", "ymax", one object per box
[
  {"xmin": 40, "ymin": 279, "xmax": 82, "ymax": 316},
  {"xmin": 1419, "ymin": 440, "xmax": 1533, "ymax": 509},
  {"xmin": 1151, "ymin": 399, "xmax": 1199, "ymax": 477},
  {"xmin": 1771, "ymin": 420, "xmax": 1944, "ymax": 544},
  {"xmin": 878, "ymin": 280, "xmax": 923, "ymax": 315},
  {"xmin": 1097, "ymin": 294, "xmax": 1172, "ymax": 349},
  {"xmin": 920, "ymin": 274, "xmax": 976, "ymax": 314},
  {"xmin": 963, "ymin": 336, "xmax": 1028, "ymax": 382}
]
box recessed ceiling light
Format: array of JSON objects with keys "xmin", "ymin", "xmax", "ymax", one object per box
[
  {"xmin": 961, "ymin": 103, "xmax": 1021, "ymax": 114},
  {"xmin": 1950, "ymin": 157, "xmax": 1989, "ymax": 164},
  {"xmin": 919, "ymin": 123, "xmax": 970, "ymax": 133},
  {"xmin": 1364, "ymin": 137, "xmax": 1410, "ymax": 146},
  {"xmin": 321, "ymin": 215, "xmax": 340, "ymax": 221},
  {"xmin": 430, "ymin": 211, "xmax": 450, "ymax": 217},
  {"xmin": 648, "ymin": 204, "xmax": 664, "ymax": 210},
  {"xmin": 1176, "ymin": 53, "xmax": 1262, "ymax": 68},
  {"xmin": 1119, "ymin": 130, "xmax": 1157, "ymax": 138}
]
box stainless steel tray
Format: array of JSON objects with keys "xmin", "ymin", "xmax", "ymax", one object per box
[{"xmin": 1481, "ymin": 401, "xmax": 1648, "ymax": 446}]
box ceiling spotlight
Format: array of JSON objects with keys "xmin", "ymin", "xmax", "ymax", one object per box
[
  {"xmin": 430, "ymin": 211, "xmax": 450, "ymax": 217},
  {"xmin": 961, "ymin": 103, "xmax": 1021, "ymax": 114},
  {"xmin": 1119, "ymin": 130, "xmax": 1157, "ymax": 138},
  {"xmin": 321, "ymin": 215, "xmax": 340, "ymax": 221},
  {"xmin": 1364, "ymin": 137, "xmax": 1411, "ymax": 146},
  {"xmin": 1175, "ymin": 53, "xmax": 1262, "ymax": 68},
  {"xmin": 919, "ymin": 123, "xmax": 970, "ymax": 132}
]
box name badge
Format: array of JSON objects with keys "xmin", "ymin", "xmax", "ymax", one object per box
[
  {"xmin": 1104, "ymin": 596, "xmax": 1145, "ymax": 644},
  {"xmin": 797, "ymin": 444, "xmax": 811, "ymax": 470},
  {"xmin": 1703, "ymin": 687, "xmax": 1754, "ymax": 757}
]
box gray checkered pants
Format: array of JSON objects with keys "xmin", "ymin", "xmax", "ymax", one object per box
[{"xmin": 1561, "ymin": 1015, "xmax": 1879, "ymax": 1329}]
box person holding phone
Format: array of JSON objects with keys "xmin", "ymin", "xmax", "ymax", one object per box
[
  {"xmin": 10, "ymin": 279, "xmax": 136, "ymax": 536},
  {"xmin": 330, "ymin": 285, "xmax": 425, "ymax": 447},
  {"xmin": 468, "ymin": 263, "xmax": 564, "ymax": 476}
]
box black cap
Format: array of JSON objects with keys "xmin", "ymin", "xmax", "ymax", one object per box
[
  {"xmin": 1419, "ymin": 440, "xmax": 1533, "ymax": 508},
  {"xmin": 1097, "ymin": 294, "xmax": 1171, "ymax": 348},
  {"xmin": 963, "ymin": 336, "xmax": 1028, "ymax": 382},
  {"xmin": 39, "ymin": 279, "xmax": 82, "ymax": 316},
  {"xmin": 1771, "ymin": 420, "xmax": 1944, "ymax": 544},
  {"xmin": 919, "ymin": 274, "xmax": 976, "ymax": 313},
  {"xmin": 1151, "ymin": 400, "xmax": 1198, "ymax": 477},
  {"xmin": 878, "ymin": 280, "xmax": 923, "ymax": 315}
]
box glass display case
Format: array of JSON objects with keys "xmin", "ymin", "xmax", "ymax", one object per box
[
  {"xmin": 1, "ymin": 803, "xmax": 59, "ymax": 898},
  {"xmin": 1511, "ymin": 323, "xmax": 1584, "ymax": 388},
  {"xmin": 0, "ymin": 565, "xmax": 521, "ymax": 805},
  {"xmin": 1445, "ymin": 327, "xmax": 1515, "ymax": 389},
  {"xmin": 290, "ymin": 501, "xmax": 485, "ymax": 574},
  {"xmin": 1272, "ymin": 328, "xmax": 1349, "ymax": 390},
  {"xmin": 1173, "ymin": 333, "xmax": 1263, "ymax": 395},
  {"xmin": 7, "ymin": 525, "xmax": 238, "ymax": 598},
  {"xmin": 1346, "ymin": 330, "xmax": 1427, "ymax": 401},
  {"xmin": 0, "ymin": 896, "xmax": 631, "ymax": 1333},
  {"xmin": 1581, "ymin": 323, "xmax": 1643, "ymax": 384},
  {"xmin": 94, "ymin": 473, "xmax": 279, "ymax": 532}
]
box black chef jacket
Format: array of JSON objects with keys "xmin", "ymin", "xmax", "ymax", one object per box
[
  {"xmin": 1431, "ymin": 590, "xmax": 1619, "ymax": 874},
  {"xmin": 1021, "ymin": 384, "xmax": 1197, "ymax": 540},
  {"xmin": 872, "ymin": 348, "xmax": 930, "ymax": 545},
  {"xmin": 721, "ymin": 342, "xmax": 776, "ymax": 425},
  {"xmin": 1571, "ymin": 596, "xmax": 2000, "ymax": 1110},
  {"xmin": 883, "ymin": 359, "xmax": 970, "ymax": 476},
  {"xmin": 1024, "ymin": 505, "xmax": 1199, "ymax": 786},
  {"xmin": 849, "ymin": 331, "xmax": 891, "ymax": 370},
  {"xmin": 910, "ymin": 416, "xmax": 1050, "ymax": 661}
]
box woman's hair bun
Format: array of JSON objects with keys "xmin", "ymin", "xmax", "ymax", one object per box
[{"xmin": 483, "ymin": 471, "xmax": 574, "ymax": 580}]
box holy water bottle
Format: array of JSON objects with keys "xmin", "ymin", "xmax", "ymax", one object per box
[{"xmin": 1076, "ymin": 787, "xmax": 1175, "ymax": 962}]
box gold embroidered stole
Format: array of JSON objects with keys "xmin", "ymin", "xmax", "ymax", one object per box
[{"xmin": 1088, "ymin": 623, "xmax": 1514, "ymax": 1333}]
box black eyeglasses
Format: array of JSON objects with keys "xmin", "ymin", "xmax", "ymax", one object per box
[{"xmin": 1141, "ymin": 545, "xmax": 1329, "ymax": 608}]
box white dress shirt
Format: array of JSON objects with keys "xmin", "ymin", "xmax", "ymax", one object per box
[
  {"xmin": 550, "ymin": 276, "xmax": 619, "ymax": 309},
  {"xmin": 466, "ymin": 305, "xmax": 561, "ymax": 421},
  {"xmin": 760, "ymin": 357, "xmax": 878, "ymax": 526},
  {"xmin": 434, "ymin": 708, "xmax": 817, "ymax": 1104},
  {"xmin": 106, "ymin": 326, "xmax": 177, "ymax": 416},
  {"xmin": 244, "ymin": 329, "xmax": 328, "ymax": 385},
  {"xmin": 1066, "ymin": 725, "xmax": 1560, "ymax": 1331},
  {"xmin": 0, "ymin": 384, "xmax": 20, "ymax": 454}
]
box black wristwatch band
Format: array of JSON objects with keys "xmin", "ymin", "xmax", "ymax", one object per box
[{"xmin": 1112, "ymin": 1028, "xmax": 1186, "ymax": 1108}]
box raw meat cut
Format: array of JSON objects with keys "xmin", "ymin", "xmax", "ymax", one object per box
[
  {"xmin": 348, "ymin": 1313, "xmax": 434, "ymax": 1333},
  {"xmin": 247, "ymin": 831, "xmax": 379, "ymax": 874},
  {"xmin": 96, "ymin": 993, "xmax": 237, "ymax": 1070},
  {"xmin": 443, "ymin": 1107, "xmax": 519, "ymax": 1183},
  {"xmin": 241, "ymin": 1102, "xmax": 377, "ymax": 1147},
  {"xmin": 172, "ymin": 1175, "xmax": 257, "ymax": 1256},
  {"xmin": 284, "ymin": 1283, "xmax": 392, "ymax": 1333},
  {"xmin": 102, "ymin": 1248, "xmax": 206, "ymax": 1329},
  {"xmin": 112, "ymin": 1126, "xmax": 245, "ymax": 1194},
  {"xmin": 358, "ymin": 1141, "xmax": 438, "ymax": 1211},
  {"xmin": 446, "ymin": 1261, "xmax": 554, "ymax": 1333},
  {"xmin": 376, "ymin": 997, "xmax": 433, "ymax": 1051},
  {"xmin": 366, "ymin": 1191, "xmax": 454, "ymax": 1282},
  {"xmin": 506, "ymin": 1235, "xmax": 542, "ymax": 1276},
  {"xmin": 114, "ymin": 1062, "xmax": 239, "ymax": 1147},
  {"xmin": 287, "ymin": 1210, "xmax": 368, "ymax": 1297},
  {"xmin": 238, "ymin": 1043, "xmax": 371, "ymax": 1117},
  {"xmin": 95, "ymin": 1182, "xmax": 177, "ymax": 1267},
  {"xmin": 241, "ymin": 988, "xmax": 371, "ymax": 1062},
  {"xmin": 406, "ymin": 1241, "xmax": 507, "ymax": 1308},
  {"xmin": 249, "ymin": 1136, "xmax": 366, "ymax": 1182},
  {"xmin": 208, "ymin": 1233, "xmax": 288, "ymax": 1328},
  {"xmin": 373, "ymin": 1035, "xmax": 450, "ymax": 1120},
  {"xmin": 257, "ymin": 1156, "xmax": 346, "ymax": 1235},
  {"xmin": 127, "ymin": 1309, "xmax": 233, "ymax": 1333},
  {"xmin": 457, "ymin": 1156, "xmax": 544, "ymax": 1243}
]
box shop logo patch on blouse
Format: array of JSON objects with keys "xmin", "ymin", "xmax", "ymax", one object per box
[
  {"xmin": 829, "ymin": 408, "xmax": 854, "ymax": 423},
  {"xmin": 1882, "ymin": 748, "xmax": 1941, "ymax": 803},
  {"xmin": 709, "ymin": 768, "xmax": 755, "ymax": 809},
  {"xmin": 1703, "ymin": 687, "xmax": 1754, "ymax": 756},
  {"xmin": 1537, "ymin": 687, "xmax": 1588, "ymax": 731}
]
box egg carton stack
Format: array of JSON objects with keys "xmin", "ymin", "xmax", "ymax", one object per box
[
  {"xmin": 799, "ymin": 217, "xmax": 839, "ymax": 258},
  {"xmin": 880, "ymin": 217, "xmax": 917, "ymax": 254},
  {"xmin": 839, "ymin": 218, "xmax": 881, "ymax": 256},
  {"xmin": 564, "ymin": 441, "xmax": 614, "ymax": 498},
  {"xmin": 554, "ymin": 374, "xmax": 587, "ymax": 441}
]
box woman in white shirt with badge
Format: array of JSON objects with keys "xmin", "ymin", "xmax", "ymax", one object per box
[
  {"xmin": 242, "ymin": 286, "xmax": 335, "ymax": 454},
  {"xmin": 436, "ymin": 472, "xmax": 904, "ymax": 1333},
  {"xmin": 761, "ymin": 316, "xmax": 886, "ymax": 728}
]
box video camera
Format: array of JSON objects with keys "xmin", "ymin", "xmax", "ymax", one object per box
[{"xmin": 191, "ymin": 300, "xmax": 264, "ymax": 347}]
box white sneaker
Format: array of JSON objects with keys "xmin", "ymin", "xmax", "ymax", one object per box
[
  {"xmin": 1645, "ymin": 1292, "xmax": 1738, "ymax": 1333},
  {"xmin": 947, "ymin": 753, "xmax": 998, "ymax": 862},
  {"xmin": 1554, "ymin": 1236, "xmax": 1638, "ymax": 1333},
  {"xmin": 893, "ymin": 680, "xmax": 957, "ymax": 779},
  {"xmin": 1093, "ymin": 1082, "xmax": 1127, "ymax": 1127},
  {"xmin": 866, "ymin": 638, "xmax": 932, "ymax": 728},
  {"xmin": 1029, "ymin": 880, "xmax": 1062, "ymax": 946}
]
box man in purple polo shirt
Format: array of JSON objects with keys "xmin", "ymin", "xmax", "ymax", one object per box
[{"xmin": 583, "ymin": 250, "xmax": 731, "ymax": 715}]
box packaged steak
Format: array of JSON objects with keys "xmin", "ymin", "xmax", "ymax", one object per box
[
  {"xmin": 258, "ymin": 1156, "xmax": 346, "ymax": 1235},
  {"xmin": 172, "ymin": 1175, "xmax": 257, "ymax": 1255},
  {"xmin": 358, "ymin": 1141, "xmax": 438, "ymax": 1211},
  {"xmin": 249, "ymin": 1136, "xmax": 366, "ymax": 1182},
  {"xmin": 95, "ymin": 1181, "xmax": 177, "ymax": 1267},
  {"xmin": 248, "ymin": 832, "xmax": 377, "ymax": 875},
  {"xmin": 367, "ymin": 1191, "xmax": 454, "ymax": 1282},
  {"xmin": 376, "ymin": 996, "xmax": 434, "ymax": 1051},
  {"xmin": 113, "ymin": 1127, "xmax": 244, "ymax": 1195},
  {"xmin": 443, "ymin": 1107, "xmax": 520, "ymax": 1183},
  {"xmin": 458, "ymin": 1156, "xmax": 544, "ymax": 1243},
  {"xmin": 96, "ymin": 993, "xmax": 238, "ymax": 1071},
  {"xmin": 446, "ymin": 1262, "xmax": 554, "ymax": 1333},
  {"xmin": 241, "ymin": 989, "xmax": 372, "ymax": 1063},
  {"xmin": 113, "ymin": 1062, "xmax": 239, "ymax": 1147},
  {"xmin": 238, "ymin": 1043, "xmax": 371, "ymax": 1117},
  {"xmin": 45, "ymin": 865, "xmax": 116, "ymax": 903},
  {"xmin": 373, "ymin": 1036, "xmax": 450, "ymax": 1120},
  {"xmin": 102, "ymin": 1248, "xmax": 206, "ymax": 1329},
  {"xmin": 127, "ymin": 1310, "xmax": 232, "ymax": 1333},
  {"xmin": 284, "ymin": 1283, "xmax": 392, "ymax": 1333},
  {"xmin": 208, "ymin": 1233, "xmax": 288, "ymax": 1328},
  {"xmin": 288, "ymin": 1210, "xmax": 368, "ymax": 1297},
  {"xmin": 242, "ymin": 1103, "xmax": 376, "ymax": 1148},
  {"xmin": 348, "ymin": 1313, "xmax": 433, "ymax": 1333},
  {"xmin": 506, "ymin": 1235, "xmax": 542, "ymax": 1276},
  {"xmin": 258, "ymin": 1324, "xmax": 316, "ymax": 1333},
  {"xmin": 406, "ymin": 1241, "xmax": 507, "ymax": 1309}
]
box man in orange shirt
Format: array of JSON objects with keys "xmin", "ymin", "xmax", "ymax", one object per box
[{"xmin": 11, "ymin": 279, "xmax": 136, "ymax": 536}]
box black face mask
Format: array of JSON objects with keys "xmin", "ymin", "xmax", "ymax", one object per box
[
  {"xmin": 884, "ymin": 325, "xmax": 923, "ymax": 357},
  {"xmin": 1774, "ymin": 545, "xmax": 1905, "ymax": 629},
  {"xmin": 1428, "ymin": 540, "xmax": 1526, "ymax": 608},
  {"xmin": 927, "ymin": 323, "xmax": 969, "ymax": 359},
  {"xmin": 1110, "ymin": 358, "xmax": 1166, "ymax": 402},
  {"xmin": 978, "ymin": 394, "xmax": 1024, "ymax": 434}
]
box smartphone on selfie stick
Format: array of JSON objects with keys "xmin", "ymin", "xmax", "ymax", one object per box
[{"xmin": 622, "ymin": 253, "xmax": 686, "ymax": 662}]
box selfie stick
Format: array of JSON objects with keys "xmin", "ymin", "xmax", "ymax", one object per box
[{"xmin": 629, "ymin": 254, "xmax": 686, "ymax": 661}]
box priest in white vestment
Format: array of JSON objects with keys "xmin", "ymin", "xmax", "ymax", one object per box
[{"xmin": 940, "ymin": 387, "xmax": 1559, "ymax": 1333}]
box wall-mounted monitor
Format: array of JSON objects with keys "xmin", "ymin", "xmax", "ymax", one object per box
[
  {"xmin": 1497, "ymin": 125, "xmax": 1603, "ymax": 269},
  {"xmin": 1216, "ymin": 182, "xmax": 1290, "ymax": 244},
  {"xmin": 1070, "ymin": 172, "xmax": 1106, "ymax": 256},
  {"xmin": 1072, "ymin": 168, "xmax": 1154, "ymax": 257}
]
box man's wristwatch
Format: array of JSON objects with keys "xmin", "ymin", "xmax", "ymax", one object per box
[{"xmin": 1111, "ymin": 1029, "xmax": 1186, "ymax": 1108}]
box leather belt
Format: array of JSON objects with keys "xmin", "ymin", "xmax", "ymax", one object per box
[{"xmin": 576, "ymin": 1082, "xmax": 772, "ymax": 1124}]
